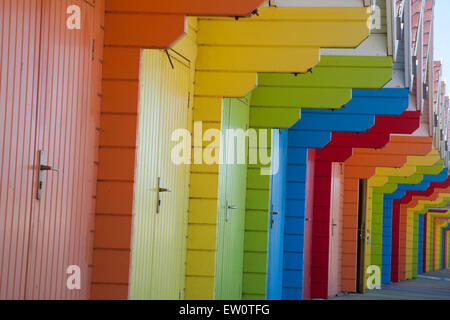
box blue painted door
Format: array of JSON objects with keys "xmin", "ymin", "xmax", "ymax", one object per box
[{"xmin": 266, "ymin": 129, "xmax": 288, "ymax": 300}]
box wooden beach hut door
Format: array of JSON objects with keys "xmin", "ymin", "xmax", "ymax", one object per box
[
  {"xmin": 356, "ymin": 179, "xmax": 368, "ymax": 293},
  {"xmin": 215, "ymin": 98, "xmax": 248, "ymax": 299},
  {"xmin": 266, "ymin": 129, "xmax": 288, "ymax": 300},
  {"xmin": 129, "ymin": 49, "xmax": 191, "ymax": 299},
  {"xmin": 1, "ymin": 0, "xmax": 98, "ymax": 299},
  {"xmin": 328, "ymin": 163, "xmax": 342, "ymax": 298}
]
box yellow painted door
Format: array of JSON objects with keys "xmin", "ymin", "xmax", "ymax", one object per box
[{"xmin": 130, "ymin": 49, "xmax": 191, "ymax": 299}]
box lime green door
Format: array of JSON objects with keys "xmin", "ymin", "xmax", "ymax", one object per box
[
  {"xmin": 215, "ymin": 98, "xmax": 249, "ymax": 299},
  {"xmin": 130, "ymin": 49, "xmax": 191, "ymax": 299}
]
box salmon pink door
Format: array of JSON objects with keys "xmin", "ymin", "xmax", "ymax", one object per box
[
  {"xmin": 1, "ymin": 0, "xmax": 100, "ymax": 299},
  {"xmin": 328, "ymin": 163, "xmax": 342, "ymax": 298}
]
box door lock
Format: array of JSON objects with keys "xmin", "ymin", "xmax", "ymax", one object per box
[
  {"xmin": 37, "ymin": 150, "xmax": 60, "ymax": 200},
  {"xmin": 156, "ymin": 177, "xmax": 171, "ymax": 214}
]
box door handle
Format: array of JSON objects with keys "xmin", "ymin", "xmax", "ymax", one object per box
[
  {"xmin": 40, "ymin": 165, "xmax": 60, "ymax": 172},
  {"xmin": 156, "ymin": 177, "xmax": 171, "ymax": 214},
  {"xmin": 226, "ymin": 201, "xmax": 237, "ymax": 221},
  {"xmin": 37, "ymin": 150, "xmax": 60, "ymax": 200},
  {"xmin": 331, "ymin": 220, "xmax": 338, "ymax": 236},
  {"xmin": 271, "ymin": 205, "xmax": 279, "ymax": 229}
]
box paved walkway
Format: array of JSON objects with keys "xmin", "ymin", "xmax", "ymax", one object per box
[{"xmin": 330, "ymin": 269, "xmax": 450, "ymax": 300}]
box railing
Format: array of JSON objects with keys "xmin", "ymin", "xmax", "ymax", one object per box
[{"xmin": 397, "ymin": 0, "xmax": 405, "ymax": 40}]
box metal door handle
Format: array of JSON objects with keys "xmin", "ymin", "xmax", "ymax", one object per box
[
  {"xmin": 271, "ymin": 205, "xmax": 279, "ymax": 229},
  {"xmin": 40, "ymin": 165, "xmax": 60, "ymax": 172},
  {"xmin": 226, "ymin": 201, "xmax": 237, "ymax": 222},
  {"xmin": 156, "ymin": 177, "xmax": 171, "ymax": 214},
  {"xmin": 37, "ymin": 150, "xmax": 61, "ymax": 200}
]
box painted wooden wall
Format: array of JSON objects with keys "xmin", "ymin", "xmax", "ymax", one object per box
[
  {"xmin": 92, "ymin": 0, "xmax": 265, "ymax": 300},
  {"xmin": 368, "ymin": 154, "xmax": 439, "ymax": 271},
  {"xmin": 405, "ymin": 196, "xmax": 450, "ymax": 277},
  {"xmin": 93, "ymin": 13, "xmax": 201, "ymax": 298},
  {"xmin": 340, "ymin": 116, "xmax": 422, "ymax": 291},
  {"xmin": 342, "ymin": 136, "xmax": 432, "ymax": 291},
  {"xmin": 378, "ymin": 158, "xmax": 444, "ymax": 283},
  {"xmin": 281, "ymin": 89, "xmax": 410, "ymax": 299},
  {"xmin": 242, "ymin": 57, "xmax": 393, "ymax": 299},
  {"xmin": 387, "ymin": 166, "xmax": 448, "ymax": 282},
  {"xmin": 103, "ymin": 0, "xmax": 264, "ymax": 49},
  {"xmin": 306, "ymin": 90, "xmax": 411, "ymax": 298},
  {"xmin": 191, "ymin": 10, "xmax": 373, "ymax": 299},
  {"xmin": 187, "ymin": 7, "xmax": 371, "ymax": 300},
  {"xmin": 250, "ymin": 56, "xmax": 393, "ymax": 128},
  {"xmin": 392, "ymin": 177, "xmax": 450, "ymax": 280}
]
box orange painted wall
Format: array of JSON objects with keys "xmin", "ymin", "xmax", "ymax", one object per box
[
  {"xmin": 105, "ymin": 0, "xmax": 264, "ymax": 16},
  {"xmin": 340, "ymin": 136, "xmax": 432, "ymax": 292},
  {"xmin": 103, "ymin": 0, "xmax": 264, "ymax": 49}
]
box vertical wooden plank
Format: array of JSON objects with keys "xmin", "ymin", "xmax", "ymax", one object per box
[{"xmin": 0, "ymin": 0, "xmax": 40, "ymax": 300}]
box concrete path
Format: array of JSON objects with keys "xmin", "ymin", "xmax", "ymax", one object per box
[{"xmin": 330, "ymin": 269, "xmax": 450, "ymax": 300}]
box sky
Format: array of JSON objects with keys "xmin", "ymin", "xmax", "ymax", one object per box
[{"xmin": 434, "ymin": 0, "xmax": 450, "ymax": 95}]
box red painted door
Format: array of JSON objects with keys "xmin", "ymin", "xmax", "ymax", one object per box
[
  {"xmin": 328, "ymin": 163, "xmax": 342, "ymax": 298},
  {"xmin": 1, "ymin": 0, "xmax": 99, "ymax": 299}
]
